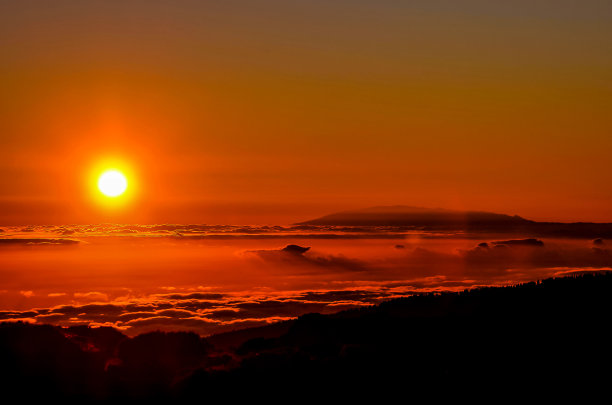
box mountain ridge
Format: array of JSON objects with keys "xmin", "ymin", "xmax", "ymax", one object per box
[
  {"xmin": 296, "ymin": 205, "xmax": 532, "ymax": 226},
  {"xmin": 296, "ymin": 206, "xmax": 612, "ymax": 237},
  {"xmin": 2, "ymin": 271, "xmax": 611, "ymax": 399}
]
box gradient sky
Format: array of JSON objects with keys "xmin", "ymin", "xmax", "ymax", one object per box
[{"xmin": 1, "ymin": 0, "xmax": 611, "ymax": 224}]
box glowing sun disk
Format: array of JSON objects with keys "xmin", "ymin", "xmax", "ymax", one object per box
[{"xmin": 98, "ymin": 170, "xmax": 128, "ymax": 197}]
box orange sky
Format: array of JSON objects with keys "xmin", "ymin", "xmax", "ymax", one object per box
[{"xmin": 1, "ymin": 1, "xmax": 612, "ymax": 225}]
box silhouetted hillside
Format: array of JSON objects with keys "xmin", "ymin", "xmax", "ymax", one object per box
[{"xmin": 2, "ymin": 272, "xmax": 612, "ymax": 400}]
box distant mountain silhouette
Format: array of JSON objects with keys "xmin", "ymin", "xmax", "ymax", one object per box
[
  {"xmin": 2, "ymin": 272, "xmax": 612, "ymax": 400},
  {"xmin": 297, "ymin": 206, "xmax": 612, "ymax": 237},
  {"xmin": 297, "ymin": 205, "xmax": 532, "ymax": 227}
]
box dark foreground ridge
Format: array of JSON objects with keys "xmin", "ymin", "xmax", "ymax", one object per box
[{"xmin": 2, "ymin": 272, "xmax": 612, "ymax": 400}]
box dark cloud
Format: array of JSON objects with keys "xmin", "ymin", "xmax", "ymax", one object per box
[
  {"xmin": 156, "ymin": 309, "xmax": 197, "ymax": 318},
  {"xmin": 0, "ymin": 238, "xmax": 79, "ymax": 246},
  {"xmin": 117, "ymin": 312, "xmax": 159, "ymax": 322},
  {"xmin": 207, "ymin": 309, "xmax": 242, "ymax": 320},
  {"xmin": 125, "ymin": 302, "xmax": 174, "ymax": 312},
  {"xmin": 119, "ymin": 316, "xmax": 255, "ymax": 336},
  {"xmin": 35, "ymin": 313, "xmax": 72, "ymax": 322},
  {"xmin": 173, "ymin": 301, "xmax": 222, "ymax": 312},
  {"xmin": 0, "ymin": 310, "xmax": 37, "ymax": 320},
  {"xmin": 51, "ymin": 304, "xmax": 125, "ymax": 317},
  {"xmin": 491, "ymin": 238, "xmax": 544, "ymax": 247},
  {"xmin": 248, "ymin": 246, "xmax": 368, "ymax": 272},
  {"xmin": 235, "ymin": 299, "xmax": 330, "ymax": 317},
  {"xmin": 297, "ymin": 290, "xmax": 391, "ymax": 303},
  {"xmin": 460, "ymin": 241, "xmax": 612, "ymax": 271},
  {"xmin": 164, "ymin": 293, "xmax": 225, "ymax": 300}
]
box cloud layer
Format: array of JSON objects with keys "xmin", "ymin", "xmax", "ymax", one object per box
[{"xmin": 2, "ymin": 225, "xmax": 611, "ymax": 336}]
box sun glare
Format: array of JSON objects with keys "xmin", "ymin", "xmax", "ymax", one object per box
[{"xmin": 98, "ymin": 170, "xmax": 128, "ymax": 197}]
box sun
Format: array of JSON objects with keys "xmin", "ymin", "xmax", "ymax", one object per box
[{"xmin": 98, "ymin": 169, "xmax": 128, "ymax": 197}]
